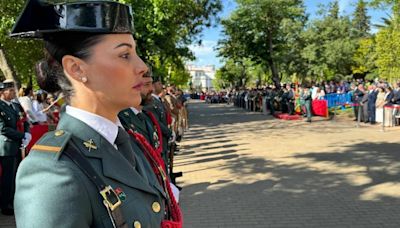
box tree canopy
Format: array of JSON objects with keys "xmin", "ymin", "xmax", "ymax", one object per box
[
  {"xmin": 215, "ymin": 0, "xmax": 400, "ymax": 88},
  {"xmin": 0, "ymin": 0, "xmax": 222, "ymax": 88}
]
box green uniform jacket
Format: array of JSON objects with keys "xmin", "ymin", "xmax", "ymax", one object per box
[
  {"xmin": 0, "ymin": 100, "xmax": 30, "ymax": 157},
  {"xmin": 118, "ymin": 109, "xmax": 168, "ymax": 206},
  {"xmin": 119, "ymin": 108, "xmax": 158, "ymax": 148},
  {"xmin": 14, "ymin": 113, "xmax": 166, "ymax": 228},
  {"xmin": 144, "ymin": 97, "xmax": 171, "ymax": 138},
  {"xmin": 144, "ymin": 98, "xmax": 171, "ymax": 166}
]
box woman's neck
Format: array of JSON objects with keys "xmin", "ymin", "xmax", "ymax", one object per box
[{"xmin": 70, "ymin": 97, "xmax": 119, "ymax": 123}]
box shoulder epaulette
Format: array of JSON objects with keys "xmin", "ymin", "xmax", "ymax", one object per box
[{"xmin": 30, "ymin": 129, "xmax": 72, "ymax": 160}]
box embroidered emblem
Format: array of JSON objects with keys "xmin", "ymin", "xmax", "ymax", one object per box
[
  {"xmin": 54, "ymin": 130, "xmax": 64, "ymax": 137},
  {"xmin": 115, "ymin": 187, "xmax": 126, "ymax": 201},
  {"xmin": 83, "ymin": 139, "xmax": 97, "ymax": 152},
  {"xmin": 153, "ymin": 132, "xmax": 160, "ymax": 148}
]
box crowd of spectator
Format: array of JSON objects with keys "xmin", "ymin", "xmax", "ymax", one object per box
[
  {"xmin": 16, "ymin": 87, "xmax": 61, "ymax": 125},
  {"xmin": 217, "ymin": 78, "xmax": 400, "ymax": 126}
]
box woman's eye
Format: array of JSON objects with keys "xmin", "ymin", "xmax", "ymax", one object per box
[{"xmin": 121, "ymin": 53, "xmax": 130, "ymax": 59}]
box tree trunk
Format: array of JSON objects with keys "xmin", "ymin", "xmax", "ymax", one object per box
[
  {"xmin": 0, "ymin": 49, "xmax": 14, "ymax": 81},
  {"xmin": 267, "ymin": 30, "xmax": 280, "ymax": 89}
]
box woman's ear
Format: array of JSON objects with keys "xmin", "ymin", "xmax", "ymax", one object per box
[{"xmin": 61, "ymin": 55, "xmax": 88, "ymax": 83}]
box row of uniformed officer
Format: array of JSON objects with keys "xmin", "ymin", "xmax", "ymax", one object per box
[
  {"xmin": 10, "ymin": 0, "xmax": 181, "ymax": 227},
  {"xmin": 0, "ymin": 80, "xmax": 30, "ymax": 215}
]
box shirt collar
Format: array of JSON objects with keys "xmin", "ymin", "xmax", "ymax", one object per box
[
  {"xmin": 66, "ymin": 105, "xmax": 120, "ymax": 146},
  {"xmin": 130, "ymin": 107, "xmax": 141, "ymax": 115},
  {"xmin": 152, "ymin": 94, "xmax": 161, "ymax": 101},
  {"xmin": 1, "ymin": 99, "xmax": 12, "ymax": 106}
]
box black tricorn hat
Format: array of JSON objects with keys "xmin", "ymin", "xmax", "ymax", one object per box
[
  {"xmin": 10, "ymin": 0, "xmax": 134, "ymax": 39},
  {"xmin": 0, "ymin": 79, "xmax": 16, "ymax": 90}
]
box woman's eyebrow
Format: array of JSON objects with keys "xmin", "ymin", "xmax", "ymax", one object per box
[{"xmin": 114, "ymin": 43, "xmax": 133, "ymax": 49}]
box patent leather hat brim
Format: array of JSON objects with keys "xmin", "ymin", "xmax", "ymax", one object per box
[{"xmin": 10, "ymin": 0, "xmax": 134, "ymax": 39}]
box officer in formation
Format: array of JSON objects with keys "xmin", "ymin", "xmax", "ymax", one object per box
[
  {"xmin": 144, "ymin": 76, "xmax": 172, "ymax": 170},
  {"xmin": 11, "ymin": 0, "xmax": 182, "ymax": 227},
  {"xmin": 0, "ymin": 80, "xmax": 30, "ymax": 215},
  {"xmin": 299, "ymin": 85, "xmax": 312, "ymax": 123}
]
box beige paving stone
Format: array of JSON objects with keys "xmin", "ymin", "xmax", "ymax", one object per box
[{"xmin": 177, "ymin": 101, "xmax": 400, "ymax": 228}]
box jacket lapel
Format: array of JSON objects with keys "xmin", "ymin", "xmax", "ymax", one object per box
[
  {"xmin": 57, "ymin": 114, "xmax": 157, "ymax": 195},
  {"xmin": 0, "ymin": 100, "xmax": 17, "ymax": 123},
  {"xmin": 130, "ymin": 112, "xmax": 148, "ymax": 134},
  {"xmin": 153, "ymin": 98, "xmax": 166, "ymax": 122}
]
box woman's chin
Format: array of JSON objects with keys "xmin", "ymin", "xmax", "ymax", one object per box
[{"xmin": 129, "ymin": 100, "xmax": 141, "ymax": 108}]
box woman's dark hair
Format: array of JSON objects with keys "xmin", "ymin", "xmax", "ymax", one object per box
[
  {"xmin": 23, "ymin": 87, "xmax": 32, "ymax": 96},
  {"xmin": 35, "ymin": 33, "xmax": 104, "ymax": 103},
  {"xmin": 36, "ymin": 92, "xmax": 45, "ymax": 103}
]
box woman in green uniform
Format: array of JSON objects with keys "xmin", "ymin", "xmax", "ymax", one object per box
[{"xmin": 11, "ymin": 0, "xmax": 166, "ymax": 227}]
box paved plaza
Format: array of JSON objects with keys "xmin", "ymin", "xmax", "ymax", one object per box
[
  {"xmin": 177, "ymin": 101, "xmax": 400, "ymax": 228},
  {"xmin": 2, "ymin": 100, "xmax": 400, "ymax": 227}
]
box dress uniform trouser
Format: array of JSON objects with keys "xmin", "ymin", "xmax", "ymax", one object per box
[{"xmin": 0, "ymin": 156, "xmax": 18, "ymax": 209}]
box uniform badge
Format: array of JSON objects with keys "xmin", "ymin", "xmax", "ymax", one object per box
[
  {"xmin": 83, "ymin": 139, "xmax": 97, "ymax": 152},
  {"xmin": 153, "ymin": 132, "xmax": 160, "ymax": 148},
  {"xmin": 114, "ymin": 187, "xmax": 126, "ymax": 201},
  {"xmin": 124, "ymin": 112, "xmax": 129, "ymax": 116}
]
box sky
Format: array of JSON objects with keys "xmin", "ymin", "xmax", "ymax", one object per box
[{"xmin": 187, "ymin": 0, "xmax": 391, "ymax": 69}]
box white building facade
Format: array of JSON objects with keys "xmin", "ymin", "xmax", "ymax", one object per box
[{"xmin": 186, "ymin": 64, "xmax": 216, "ymax": 91}]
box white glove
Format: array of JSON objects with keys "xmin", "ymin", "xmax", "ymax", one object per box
[
  {"xmin": 169, "ymin": 131, "xmax": 176, "ymax": 143},
  {"xmin": 170, "ymin": 183, "xmax": 180, "ymax": 203},
  {"xmin": 23, "ymin": 133, "xmax": 32, "ymax": 147},
  {"xmin": 22, "ymin": 138, "xmax": 29, "ymax": 147}
]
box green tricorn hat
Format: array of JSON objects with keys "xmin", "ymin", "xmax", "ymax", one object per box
[{"xmin": 10, "ymin": 0, "xmax": 134, "ymax": 39}]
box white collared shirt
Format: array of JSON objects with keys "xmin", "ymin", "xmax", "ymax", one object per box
[
  {"xmin": 66, "ymin": 105, "xmax": 121, "ymax": 146},
  {"xmin": 1, "ymin": 99, "xmax": 12, "ymax": 106},
  {"xmin": 130, "ymin": 107, "xmax": 141, "ymax": 115}
]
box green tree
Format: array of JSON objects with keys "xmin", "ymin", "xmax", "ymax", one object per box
[
  {"xmin": 352, "ymin": 37, "xmax": 377, "ymax": 76},
  {"xmin": 301, "ymin": 3, "xmax": 357, "ymax": 81},
  {"xmin": 213, "ymin": 59, "xmax": 254, "ymax": 89},
  {"xmin": 370, "ymin": 0, "xmax": 400, "ymax": 23},
  {"xmin": 328, "ymin": 0, "xmax": 340, "ymax": 19},
  {"xmin": 0, "ymin": 0, "xmax": 43, "ymax": 87},
  {"xmin": 218, "ymin": 0, "xmax": 307, "ymax": 88},
  {"xmin": 122, "ymin": 0, "xmax": 222, "ymax": 86},
  {"xmin": 1, "ymin": 0, "xmax": 222, "ymax": 87},
  {"xmin": 352, "ymin": 0, "xmax": 371, "ymax": 37},
  {"xmin": 375, "ymin": 26, "xmax": 400, "ymax": 82}
]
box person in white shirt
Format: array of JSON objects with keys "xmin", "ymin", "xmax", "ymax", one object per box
[
  {"xmin": 31, "ymin": 92, "xmax": 47, "ymax": 123},
  {"xmin": 17, "ymin": 87, "xmax": 38, "ymax": 123}
]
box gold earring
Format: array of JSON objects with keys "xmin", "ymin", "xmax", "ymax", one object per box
[{"xmin": 81, "ymin": 77, "xmax": 88, "ymax": 83}]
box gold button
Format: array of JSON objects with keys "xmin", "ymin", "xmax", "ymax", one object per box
[
  {"xmin": 133, "ymin": 221, "xmax": 141, "ymax": 228},
  {"xmin": 152, "ymin": 202, "xmax": 161, "ymax": 213},
  {"xmin": 54, "ymin": 130, "xmax": 64, "ymax": 137}
]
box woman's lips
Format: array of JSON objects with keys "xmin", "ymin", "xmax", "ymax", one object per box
[{"xmin": 132, "ymin": 82, "xmax": 143, "ymax": 90}]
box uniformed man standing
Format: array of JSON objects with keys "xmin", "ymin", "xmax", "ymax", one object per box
[
  {"xmin": 119, "ymin": 71, "xmax": 182, "ymax": 223},
  {"xmin": 0, "ymin": 80, "xmax": 30, "ymax": 215},
  {"xmin": 144, "ymin": 76, "xmax": 172, "ymax": 170},
  {"xmin": 119, "ymin": 72, "xmax": 160, "ymax": 153},
  {"xmin": 300, "ymin": 85, "xmax": 312, "ymax": 123}
]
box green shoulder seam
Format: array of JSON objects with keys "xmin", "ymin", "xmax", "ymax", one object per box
[{"xmin": 30, "ymin": 129, "xmax": 72, "ymax": 160}]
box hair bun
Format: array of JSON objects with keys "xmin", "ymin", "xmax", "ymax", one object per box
[{"xmin": 35, "ymin": 59, "xmax": 61, "ymax": 93}]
